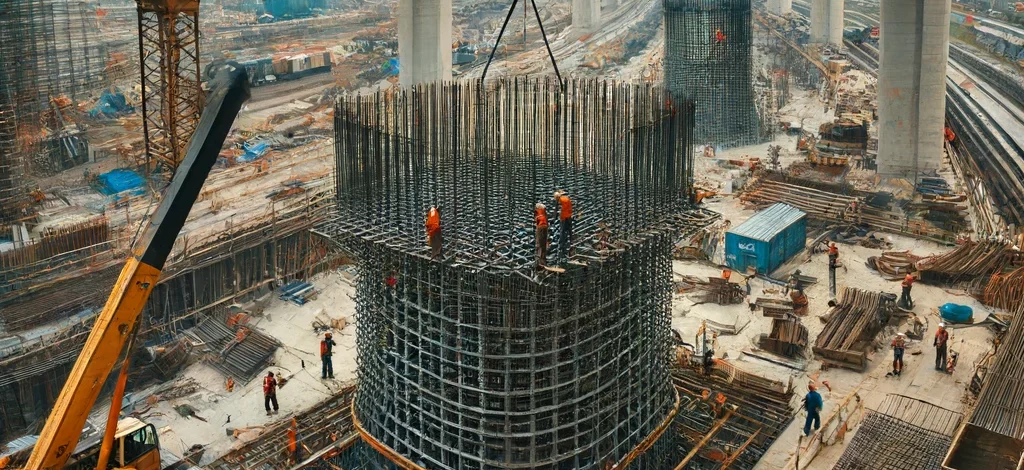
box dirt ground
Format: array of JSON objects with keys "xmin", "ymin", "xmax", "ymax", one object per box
[{"xmin": 672, "ymin": 191, "xmax": 999, "ymax": 470}]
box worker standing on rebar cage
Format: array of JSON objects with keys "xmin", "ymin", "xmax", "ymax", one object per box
[
  {"xmin": 426, "ymin": 206, "xmax": 442, "ymax": 259},
  {"xmin": 900, "ymin": 273, "xmax": 915, "ymax": 310},
  {"xmin": 535, "ymin": 203, "xmax": 549, "ymax": 268},
  {"xmin": 263, "ymin": 371, "xmax": 279, "ymax": 416},
  {"xmin": 554, "ymin": 191, "xmax": 573, "ymax": 262},
  {"xmin": 320, "ymin": 332, "xmax": 336, "ymax": 379}
]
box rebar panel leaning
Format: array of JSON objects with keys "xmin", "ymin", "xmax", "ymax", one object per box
[
  {"xmin": 331, "ymin": 78, "xmax": 696, "ymax": 469},
  {"xmin": 833, "ymin": 394, "xmax": 962, "ymax": 470},
  {"xmin": 664, "ymin": 0, "xmax": 760, "ymax": 147},
  {"xmin": 137, "ymin": 0, "xmax": 203, "ymax": 174}
]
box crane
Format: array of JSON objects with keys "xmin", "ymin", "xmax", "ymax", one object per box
[{"xmin": 23, "ymin": 64, "xmax": 250, "ymax": 470}]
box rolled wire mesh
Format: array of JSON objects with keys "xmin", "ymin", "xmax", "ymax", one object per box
[{"xmin": 331, "ymin": 78, "xmax": 695, "ymax": 469}]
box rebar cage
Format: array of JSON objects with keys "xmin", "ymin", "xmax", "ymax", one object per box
[
  {"xmin": 330, "ymin": 78, "xmax": 696, "ymax": 469},
  {"xmin": 664, "ymin": 0, "xmax": 760, "ymax": 147}
]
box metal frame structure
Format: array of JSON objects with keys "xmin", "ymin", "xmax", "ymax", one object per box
[
  {"xmin": 137, "ymin": 0, "xmax": 203, "ymax": 175},
  {"xmin": 664, "ymin": 0, "xmax": 760, "ymax": 147},
  {"xmin": 329, "ymin": 78, "xmax": 696, "ymax": 469}
]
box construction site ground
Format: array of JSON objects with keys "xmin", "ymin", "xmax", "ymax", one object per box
[
  {"xmin": 87, "ymin": 271, "xmax": 359, "ymax": 466},
  {"xmin": 675, "ymin": 169, "xmax": 998, "ymax": 469}
]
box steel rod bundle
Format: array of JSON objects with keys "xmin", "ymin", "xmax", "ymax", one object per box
[
  {"xmin": 982, "ymin": 266, "xmax": 1024, "ymax": 311},
  {"xmin": 813, "ymin": 287, "xmax": 895, "ymax": 371},
  {"xmin": 914, "ymin": 239, "xmax": 1013, "ymax": 283}
]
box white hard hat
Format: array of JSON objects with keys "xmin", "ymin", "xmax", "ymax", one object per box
[
  {"xmin": 939, "ymin": 322, "xmax": 946, "ymax": 328},
  {"xmin": 536, "ymin": 203, "xmax": 545, "ymax": 209},
  {"xmin": 897, "ymin": 332, "xmax": 905, "ymax": 336}
]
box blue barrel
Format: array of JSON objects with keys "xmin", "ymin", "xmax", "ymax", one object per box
[{"xmin": 939, "ymin": 303, "xmax": 973, "ymax": 323}]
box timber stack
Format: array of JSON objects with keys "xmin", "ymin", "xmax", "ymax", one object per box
[{"xmin": 813, "ymin": 287, "xmax": 896, "ymax": 371}]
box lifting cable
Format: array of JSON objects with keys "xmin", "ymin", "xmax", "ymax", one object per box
[{"xmin": 481, "ymin": 0, "xmax": 562, "ymax": 83}]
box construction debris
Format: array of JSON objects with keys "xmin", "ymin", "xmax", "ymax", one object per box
[
  {"xmin": 866, "ymin": 250, "xmax": 920, "ymax": 279},
  {"xmin": 915, "ymin": 239, "xmax": 1013, "ymax": 283},
  {"xmin": 814, "ymin": 287, "xmax": 896, "ymax": 371},
  {"xmin": 189, "ymin": 315, "xmax": 281, "ymax": 383},
  {"xmin": 759, "ymin": 316, "xmax": 808, "ymax": 358}
]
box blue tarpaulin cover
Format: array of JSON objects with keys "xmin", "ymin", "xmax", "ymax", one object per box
[
  {"xmin": 88, "ymin": 89, "xmax": 133, "ymax": 118},
  {"xmin": 237, "ymin": 141, "xmax": 270, "ymax": 162},
  {"xmin": 96, "ymin": 168, "xmax": 145, "ymax": 195},
  {"xmin": 939, "ymin": 303, "xmax": 973, "ymax": 323}
]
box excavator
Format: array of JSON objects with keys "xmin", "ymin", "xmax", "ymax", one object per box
[{"xmin": 17, "ymin": 64, "xmax": 250, "ymax": 470}]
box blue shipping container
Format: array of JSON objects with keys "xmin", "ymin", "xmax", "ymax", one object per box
[{"xmin": 725, "ymin": 203, "xmax": 807, "ymax": 274}]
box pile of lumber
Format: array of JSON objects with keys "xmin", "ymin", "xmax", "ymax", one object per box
[
  {"xmin": 740, "ymin": 178, "xmax": 956, "ymax": 242},
  {"xmin": 760, "ymin": 317, "xmax": 809, "ymax": 358},
  {"xmin": 915, "ymin": 240, "xmax": 1012, "ymax": 283},
  {"xmin": 866, "ymin": 251, "xmax": 920, "ymax": 279},
  {"xmin": 813, "ymin": 287, "xmax": 896, "ymax": 371},
  {"xmin": 983, "ymin": 266, "xmax": 1024, "ymax": 311},
  {"xmin": 676, "ymin": 275, "xmax": 744, "ymax": 305}
]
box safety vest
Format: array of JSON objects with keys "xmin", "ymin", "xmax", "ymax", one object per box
[
  {"xmin": 426, "ymin": 208, "xmax": 440, "ymax": 235},
  {"xmin": 320, "ymin": 339, "xmax": 331, "ymax": 357},
  {"xmin": 263, "ymin": 375, "xmax": 276, "ymax": 395},
  {"xmin": 557, "ymin": 196, "xmax": 572, "ymax": 221},
  {"xmin": 535, "ymin": 207, "xmax": 549, "ymax": 228},
  {"xmin": 902, "ymin": 275, "xmax": 914, "ymax": 288}
]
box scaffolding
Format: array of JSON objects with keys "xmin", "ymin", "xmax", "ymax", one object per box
[
  {"xmin": 330, "ymin": 78, "xmax": 696, "ymax": 469},
  {"xmin": 664, "ymin": 0, "xmax": 760, "ymax": 147}
]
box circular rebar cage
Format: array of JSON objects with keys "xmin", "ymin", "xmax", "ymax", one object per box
[{"xmin": 333, "ymin": 78, "xmax": 692, "ymax": 469}]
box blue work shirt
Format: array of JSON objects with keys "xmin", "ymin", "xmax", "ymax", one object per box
[{"xmin": 805, "ymin": 390, "xmax": 823, "ymax": 414}]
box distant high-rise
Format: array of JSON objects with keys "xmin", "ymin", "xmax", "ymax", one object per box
[{"xmin": 663, "ymin": 0, "xmax": 759, "ymax": 147}]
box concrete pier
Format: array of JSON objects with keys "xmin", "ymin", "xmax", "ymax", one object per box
[
  {"xmin": 573, "ymin": 0, "xmax": 601, "ymax": 33},
  {"xmin": 398, "ymin": 0, "xmax": 452, "ymax": 87}
]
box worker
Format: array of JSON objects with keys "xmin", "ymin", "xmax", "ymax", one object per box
[
  {"xmin": 554, "ymin": 191, "xmax": 573, "ymax": 262},
  {"xmin": 900, "ymin": 273, "xmax": 915, "ymax": 309},
  {"xmin": 721, "ymin": 269, "xmax": 731, "ymax": 281},
  {"xmin": 787, "ymin": 269, "xmax": 805, "ymax": 294},
  {"xmin": 320, "ymin": 332, "xmax": 337, "ymax": 379},
  {"xmin": 803, "ymin": 383, "xmax": 823, "ymax": 436},
  {"xmin": 828, "ymin": 242, "xmax": 839, "ymax": 299},
  {"xmin": 263, "ymin": 371, "xmax": 279, "ymax": 416},
  {"xmin": 715, "ymin": 29, "xmax": 726, "ymax": 42},
  {"xmin": 535, "ymin": 203, "xmax": 549, "ymax": 268},
  {"xmin": 935, "ymin": 323, "xmax": 949, "ymax": 372},
  {"xmin": 891, "ymin": 332, "xmax": 906, "ymax": 376},
  {"xmin": 287, "ymin": 418, "xmax": 299, "ymax": 463},
  {"xmin": 425, "ymin": 206, "xmax": 441, "ymax": 259}
]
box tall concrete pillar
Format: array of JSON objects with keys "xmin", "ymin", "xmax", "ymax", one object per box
[
  {"xmin": 768, "ymin": 0, "xmax": 792, "ymax": 16},
  {"xmin": 828, "ymin": 0, "xmax": 844, "ymax": 45},
  {"xmin": 877, "ymin": 0, "xmax": 951, "ymax": 180},
  {"xmin": 810, "ymin": 0, "xmax": 828, "ymax": 42},
  {"xmin": 398, "ymin": 0, "xmax": 452, "ymax": 87},
  {"xmin": 573, "ymin": 0, "xmax": 601, "ymax": 33}
]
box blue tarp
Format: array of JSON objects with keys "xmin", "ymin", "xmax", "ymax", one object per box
[
  {"xmin": 939, "ymin": 303, "xmax": 973, "ymax": 323},
  {"xmin": 96, "ymin": 168, "xmax": 145, "ymax": 195},
  {"xmin": 88, "ymin": 89, "xmax": 133, "ymax": 118},
  {"xmin": 238, "ymin": 141, "xmax": 270, "ymax": 162},
  {"xmin": 382, "ymin": 58, "xmax": 399, "ymax": 76}
]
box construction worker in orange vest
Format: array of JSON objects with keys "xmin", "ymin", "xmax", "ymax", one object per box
[
  {"xmin": 287, "ymin": 418, "xmax": 299, "ymax": 463},
  {"xmin": 535, "ymin": 203, "xmax": 549, "ymax": 268},
  {"xmin": 900, "ymin": 273, "xmax": 915, "ymax": 310},
  {"xmin": 554, "ymin": 191, "xmax": 573, "ymax": 262},
  {"xmin": 263, "ymin": 371, "xmax": 279, "ymax": 416},
  {"xmin": 425, "ymin": 206, "xmax": 442, "ymax": 259},
  {"xmin": 320, "ymin": 332, "xmax": 336, "ymax": 379}
]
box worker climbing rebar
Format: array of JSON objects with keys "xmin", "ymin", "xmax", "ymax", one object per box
[
  {"xmin": 425, "ymin": 206, "xmax": 442, "ymax": 259},
  {"xmin": 321, "ymin": 332, "xmax": 337, "ymax": 379},
  {"xmin": 535, "ymin": 203, "xmax": 549, "ymax": 268},
  {"xmin": 554, "ymin": 191, "xmax": 573, "ymax": 263},
  {"xmin": 899, "ymin": 273, "xmax": 915, "ymax": 310}
]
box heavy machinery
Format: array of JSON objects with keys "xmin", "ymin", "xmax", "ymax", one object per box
[{"xmin": 22, "ymin": 65, "xmax": 249, "ymax": 470}]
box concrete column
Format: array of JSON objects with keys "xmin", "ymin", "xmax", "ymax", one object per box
[
  {"xmin": 810, "ymin": 0, "xmax": 828, "ymax": 43},
  {"xmin": 877, "ymin": 0, "xmax": 951, "ymax": 180},
  {"xmin": 573, "ymin": 0, "xmax": 601, "ymax": 33},
  {"xmin": 828, "ymin": 0, "xmax": 844, "ymax": 45},
  {"xmin": 398, "ymin": 0, "xmax": 453, "ymax": 87},
  {"xmin": 768, "ymin": 0, "xmax": 792, "ymax": 16}
]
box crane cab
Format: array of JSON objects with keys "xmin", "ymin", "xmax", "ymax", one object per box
[{"xmin": 65, "ymin": 418, "xmax": 161, "ymax": 470}]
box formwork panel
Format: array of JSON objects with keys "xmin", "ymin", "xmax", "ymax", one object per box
[{"xmin": 330, "ymin": 79, "xmax": 694, "ymax": 469}]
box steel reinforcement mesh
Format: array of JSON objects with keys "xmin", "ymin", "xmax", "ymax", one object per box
[
  {"xmin": 664, "ymin": 0, "xmax": 760, "ymax": 147},
  {"xmin": 330, "ymin": 78, "xmax": 694, "ymax": 469}
]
